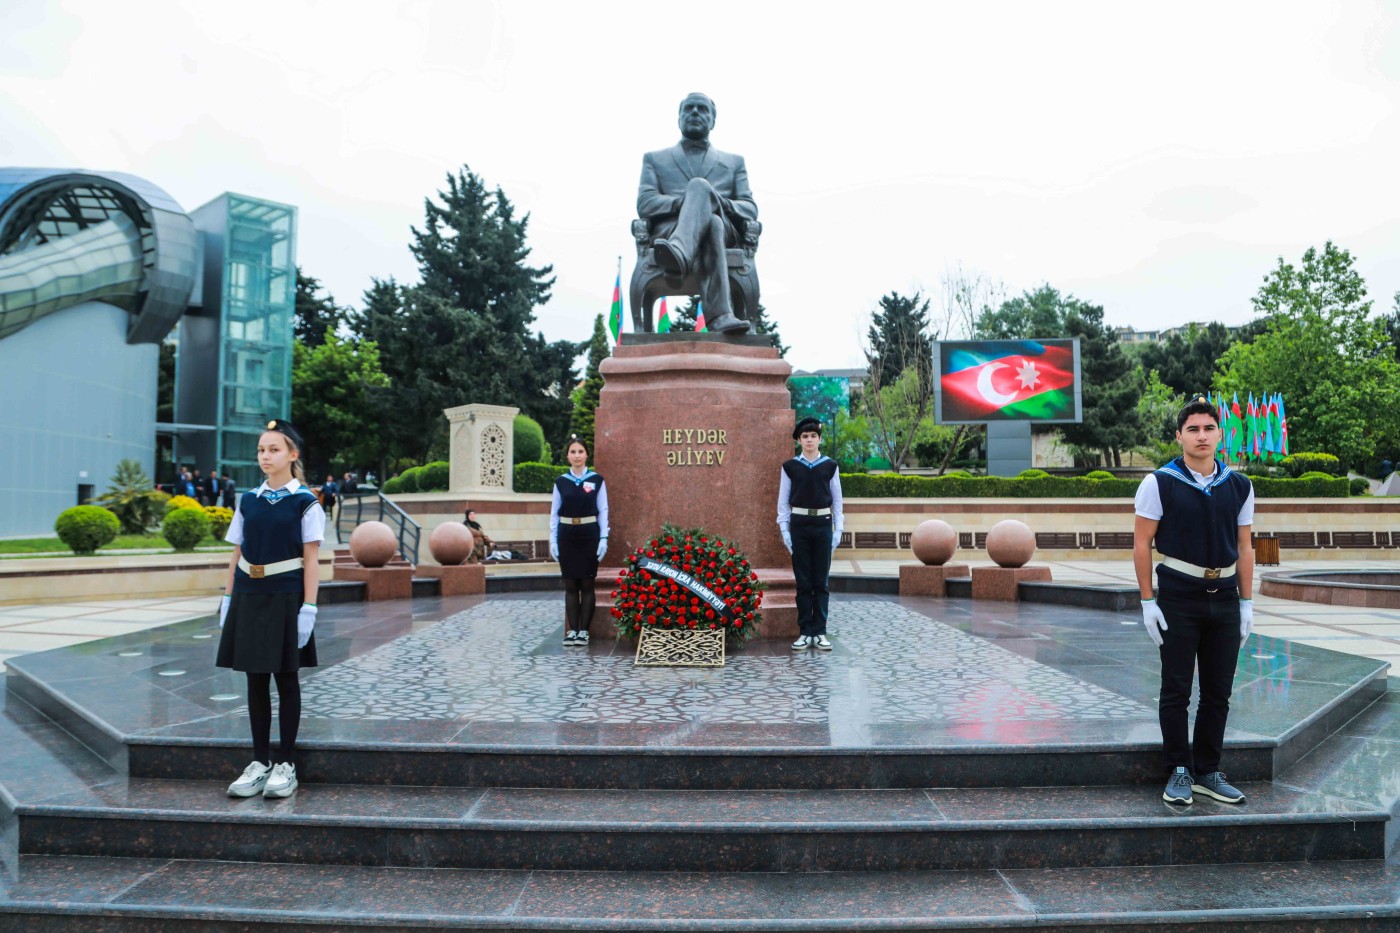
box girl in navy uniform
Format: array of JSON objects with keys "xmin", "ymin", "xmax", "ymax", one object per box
[
  {"xmin": 217, "ymin": 420, "xmax": 324, "ymax": 799},
  {"xmin": 550, "ymin": 434, "xmax": 609, "ymax": 646},
  {"xmin": 777, "ymin": 417, "xmax": 844, "ymax": 651}
]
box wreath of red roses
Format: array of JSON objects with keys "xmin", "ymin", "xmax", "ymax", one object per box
[{"xmin": 611, "ymin": 523, "xmax": 764, "ymax": 642}]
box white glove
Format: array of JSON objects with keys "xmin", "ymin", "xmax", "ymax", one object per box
[
  {"xmin": 831, "ymin": 532, "xmax": 841, "ymax": 557},
  {"xmin": 296, "ymin": 604, "xmax": 317, "ymax": 649},
  {"xmin": 596, "ymin": 538, "xmax": 608, "ymax": 561},
  {"xmin": 1240, "ymin": 599, "xmax": 1254, "ymax": 641},
  {"xmin": 219, "ymin": 595, "xmax": 231, "ymax": 629},
  {"xmin": 1141, "ymin": 598, "xmax": 1167, "ymax": 647},
  {"xmin": 550, "ymin": 540, "xmax": 560, "ymax": 562},
  {"xmin": 781, "ymin": 528, "xmax": 792, "ymax": 554}
]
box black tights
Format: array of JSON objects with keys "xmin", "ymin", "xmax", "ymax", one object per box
[
  {"xmin": 563, "ymin": 576, "xmax": 596, "ymax": 632},
  {"xmin": 246, "ymin": 671, "xmax": 301, "ymax": 765}
]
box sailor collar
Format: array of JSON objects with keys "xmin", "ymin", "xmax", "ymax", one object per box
[
  {"xmin": 250, "ymin": 477, "xmax": 306, "ymax": 504},
  {"xmin": 791, "ymin": 454, "xmax": 832, "ymax": 469},
  {"xmin": 560, "ymin": 470, "xmax": 598, "ymax": 486},
  {"xmin": 1158, "ymin": 458, "xmax": 1233, "ymax": 494}
]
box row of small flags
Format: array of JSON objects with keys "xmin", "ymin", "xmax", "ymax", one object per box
[
  {"xmin": 1208, "ymin": 391, "xmax": 1289, "ymax": 462},
  {"xmin": 606, "ymin": 261, "xmax": 704, "ymax": 344}
]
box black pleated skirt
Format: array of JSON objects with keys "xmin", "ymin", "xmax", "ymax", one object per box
[
  {"xmin": 558, "ymin": 522, "xmax": 601, "ymax": 579},
  {"xmin": 216, "ymin": 591, "xmax": 318, "ymax": 673}
]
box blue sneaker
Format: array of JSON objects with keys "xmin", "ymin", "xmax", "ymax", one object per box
[
  {"xmin": 1163, "ymin": 766, "xmax": 1193, "ymax": 805},
  {"xmin": 1192, "ymin": 771, "xmax": 1245, "ymax": 804}
]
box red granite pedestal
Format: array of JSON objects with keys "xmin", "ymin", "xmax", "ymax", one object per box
[
  {"xmin": 590, "ymin": 335, "xmax": 797, "ymax": 639},
  {"xmin": 418, "ymin": 563, "xmax": 485, "ymax": 596},
  {"xmin": 899, "ymin": 563, "xmax": 971, "ymax": 597},
  {"xmin": 970, "ymin": 565, "xmax": 1052, "ymax": 601},
  {"xmin": 333, "ymin": 565, "xmax": 414, "ymax": 601}
]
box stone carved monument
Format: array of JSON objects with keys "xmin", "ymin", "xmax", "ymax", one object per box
[
  {"xmin": 631, "ymin": 92, "xmax": 761, "ymax": 334},
  {"xmin": 444, "ymin": 403, "xmax": 518, "ymax": 494}
]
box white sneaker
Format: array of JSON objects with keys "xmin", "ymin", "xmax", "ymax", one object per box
[
  {"xmin": 262, "ymin": 762, "xmax": 298, "ymax": 798},
  {"xmin": 575, "ymin": 630, "xmax": 590, "ymax": 646},
  {"xmin": 227, "ymin": 760, "xmax": 271, "ymax": 797},
  {"xmin": 791, "ymin": 636, "xmax": 811, "ymax": 650},
  {"xmin": 814, "ymin": 635, "xmax": 833, "ymax": 651},
  {"xmin": 564, "ymin": 630, "xmax": 578, "ymax": 645}
]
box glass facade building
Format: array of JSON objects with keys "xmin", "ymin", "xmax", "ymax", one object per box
[{"xmin": 178, "ymin": 194, "xmax": 297, "ymax": 489}]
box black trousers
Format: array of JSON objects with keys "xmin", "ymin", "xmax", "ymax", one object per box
[
  {"xmin": 791, "ymin": 520, "xmax": 833, "ymax": 637},
  {"xmin": 1157, "ymin": 582, "xmax": 1242, "ymax": 775}
]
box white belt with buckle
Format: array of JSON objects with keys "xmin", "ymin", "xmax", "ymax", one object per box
[
  {"xmin": 238, "ymin": 557, "xmax": 304, "ymax": 579},
  {"xmin": 563, "ymin": 516, "xmax": 597, "ymax": 525},
  {"xmin": 794, "ymin": 507, "xmax": 832, "ymax": 517},
  {"xmin": 1162, "ymin": 556, "xmax": 1236, "ymax": 580}
]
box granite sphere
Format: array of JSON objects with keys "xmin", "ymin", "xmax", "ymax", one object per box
[
  {"xmin": 986, "ymin": 519, "xmax": 1036, "ymax": 568},
  {"xmin": 428, "ymin": 522, "xmax": 475, "ymax": 566},
  {"xmin": 910, "ymin": 520, "xmax": 958, "ymax": 565},
  {"xmin": 349, "ymin": 521, "xmax": 398, "ymax": 568}
]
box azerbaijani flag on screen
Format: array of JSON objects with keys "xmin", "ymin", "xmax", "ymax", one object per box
[{"xmin": 938, "ymin": 339, "xmax": 1078, "ymax": 423}]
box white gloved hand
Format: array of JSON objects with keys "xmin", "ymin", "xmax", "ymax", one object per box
[
  {"xmin": 1240, "ymin": 599, "xmax": 1254, "ymax": 642},
  {"xmin": 296, "ymin": 604, "xmax": 317, "ymax": 649},
  {"xmin": 781, "ymin": 528, "xmax": 793, "ymax": 555},
  {"xmin": 219, "ymin": 595, "xmax": 231, "ymax": 629},
  {"xmin": 550, "ymin": 540, "xmax": 560, "ymax": 562},
  {"xmin": 1141, "ymin": 598, "xmax": 1167, "ymax": 647},
  {"xmin": 596, "ymin": 537, "xmax": 608, "ymax": 561},
  {"xmin": 831, "ymin": 532, "xmax": 841, "ymax": 557}
]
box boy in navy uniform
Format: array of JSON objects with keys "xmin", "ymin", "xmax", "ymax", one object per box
[
  {"xmin": 1134, "ymin": 396, "xmax": 1255, "ymax": 806},
  {"xmin": 777, "ymin": 417, "xmax": 843, "ymax": 651}
]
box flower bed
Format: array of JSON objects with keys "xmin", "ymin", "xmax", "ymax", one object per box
[{"xmin": 612, "ymin": 524, "xmax": 764, "ymax": 642}]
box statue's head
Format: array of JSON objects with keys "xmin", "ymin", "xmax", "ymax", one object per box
[{"xmin": 677, "ymin": 92, "xmax": 716, "ymax": 141}]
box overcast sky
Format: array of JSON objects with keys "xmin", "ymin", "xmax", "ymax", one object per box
[{"xmin": 4, "ymin": 1, "xmax": 1399, "ymax": 371}]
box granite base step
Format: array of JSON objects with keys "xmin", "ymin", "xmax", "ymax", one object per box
[
  {"xmin": 16, "ymin": 777, "xmax": 1384, "ymax": 872},
  {"xmin": 5, "ymin": 855, "xmax": 1400, "ymax": 931}
]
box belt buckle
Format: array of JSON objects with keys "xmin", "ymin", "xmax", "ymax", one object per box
[
  {"xmin": 249, "ymin": 564, "xmax": 266, "ymax": 579},
  {"xmin": 569, "ymin": 517, "xmax": 581, "ymax": 525},
  {"xmin": 1204, "ymin": 568, "xmax": 1221, "ymax": 580}
]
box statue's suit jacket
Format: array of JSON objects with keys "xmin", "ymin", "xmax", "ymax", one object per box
[{"xmin": 637, "ymin": 142, "xmax": 758, "ymax": 244}]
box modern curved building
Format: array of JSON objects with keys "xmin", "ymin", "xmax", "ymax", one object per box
[{"xmin": 0, "ymin": 169, "xmax": 296, "ymax": 538}]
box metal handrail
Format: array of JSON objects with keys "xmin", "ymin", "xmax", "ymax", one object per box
[{"xmin": 336, "ymin": 490, "xmax": 421, "ymax": 566}]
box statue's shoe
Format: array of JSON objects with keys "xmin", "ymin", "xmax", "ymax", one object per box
[
  {"xmin": 652, "ymin": 238, "xmax": 689, "ymax": 277},
  {"xmin": 707, "ymin": 312, "xmax": 751, "ymax": 334}
]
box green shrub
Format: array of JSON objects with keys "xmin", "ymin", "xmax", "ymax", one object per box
[
  {"xmin": 839, "ymin": 472, "xmax": 1343, "ymax": 499},
  {"xmin": 165, "ymin": 495, "xmax": 202, "ymax": 514},
  {"xmin": 419, "ymin": 460, "xmax": 450, "ymax": 492},
  {"xmin": 1018, "ymin": 468, "xmax": 1050, "ymax": 479},
  {"xmin": 1350, "ymin": 477, "xmax": 1372, "ymax": 496},
  {"xmin": 515, "ymin": 461, "xmax": 564, "ymax": 494},
  {"xmin": 397, "ymin": 466, "xmax": 424, "ymax": 493},
  {"xmin": 381, "ymin": 476, "xmax": 403, "ymax": 494},
  {"xmin": 941, "ymin": 469, "xmax": 973, "ymax": 478},
  {"xmin": 1084, "ymin": 470, "xmax": 1116, "ymax": 480},
  {"xmin": 1282, "ymin": 452, "xmax": 1343, "ymax": 477},
  {"xmin": 204, "ymin": 506, "xmax": 234, "ymax": 540},
  {"xmin": 162, "ymin": 506, "xmax": 210, "ymax": 551},
  {"xmin": 1297, "ymin": 471, "xmax": 1334, "ymax": 481},
  {"xmin": 514, "ymin": 415, "xmax": 547, "ymax": 465},
  {"xmin": 90, "ymin": 459, "xmax": 168, "ymax": 533},
  {"xmin": 54, "ymin": 506, "xmax": 120, "ymax": 554},
  {"xmin": 1251, "ymin": 476, "xmax": 1350, "ymax": 498}
]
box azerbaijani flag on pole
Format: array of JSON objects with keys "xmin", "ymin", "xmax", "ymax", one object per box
[
  {"xmin": 606, "ymin": 259, "xmax": 623, "ymax": 344},
  {"xmin": 656, "ymin": 296, "xmax": 671, "ymax": 334},
  {"xmin": 695, "ymin": 300, "xmax": 707, "ymax": 333},
  {"xmin": 938, "ymin": 339, "xmax": 1078, "ymax": 422}
]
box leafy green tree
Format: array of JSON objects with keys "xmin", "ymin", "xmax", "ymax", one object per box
[
  {"xmin": 864, "ymin": 366, "xmax": 932, "ymax": 472},
  {"xmin": 671, "ymin": 295, "xmax": 702, "ymax": 331},
  {"xmin": 568, "ymin": 314, "xmax": 609, "ymax": 454},
  {"xmin": 1216, "ymin": 242, "xmax": 1400, "ymax": 467},
  {"xmin": 1137, "ymin": 322, "xmax": 1237, "ymax": 397},
  {"xmin": 291, "ymin": 333, "xmax": 392, "ymax": 475},
  {"xmin": 294, "ymin": 268, "xmax": 344, "ymax": 348},
  {"xmin": 978, "ymin": 284, "xmax": 1146, "ymax": 466},
  {"xmin": 91, "ymin": 459, "xmax": 169, "ymax": 533},
  {"xmin": 866, "ymin": 291, "xmax": 935, "ymax": 391}
]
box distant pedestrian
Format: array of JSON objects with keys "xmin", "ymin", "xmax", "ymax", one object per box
[
  {"xmin": 182, "ymin": 469, "xmax": 197, "ymax": 500},
  {"xmin": 220, "ymin": 472, "xmax": 237, "ymax": 509},
  {"xmin": 341, "ymin": 472, "xmax": 358, "ymax": 497}
]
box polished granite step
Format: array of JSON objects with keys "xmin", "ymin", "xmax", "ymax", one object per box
[
  {"xmin": 16, "ymin": 776, "xmax": 1384, "ymax": 872},
  {"xmin": 5, "ymin": 854, "xmax": 1400, "ymax": 931}
]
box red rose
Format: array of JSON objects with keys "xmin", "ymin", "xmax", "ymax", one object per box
[
  {"xmin": 710, "ymin": 623, "xmax": 717, "ymax": 629},
  {"xmin": 706, "ymin": 609, "xmax": 715, "ymax": 619}
]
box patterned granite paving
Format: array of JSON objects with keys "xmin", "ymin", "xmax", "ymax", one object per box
[{"xmin": 296, "ymin": 599, "xmax": 1151, "ymax": 725}]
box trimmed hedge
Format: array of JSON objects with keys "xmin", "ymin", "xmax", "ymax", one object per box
[
  {"xmin": 162, "ymin": 506, "xmax": 210, "ymax": 551},
  {"xmin": 54, "ymin": 506, "xmax": 121, "ymax": 554},
  {"xmin": 204, "ymin": 506, "xmax": 234, "ymax": 540},
  {"xmin": 1282, "ymin": 452, "xmax": 1343, "ymax": 477},
  {"xmin": 165, "ymin": 495, "xmax": 202, "ymax": 514},
  {"xmin": 420, "ymin": 461, "xmax": 450, "ymax": 492},
  {"xmin": 514, "ymin": 415, "xmax": 547, "ymax": 465},
  {"xmin": 1084, "ymin": 470, "xmax": 1116, "ymax": 480},
  {"xmin": 840, "ymin": 473, "xmax": 1354, "ymax": 498},
  {"xmin": 515, "ymin": 461, "xmax": 566, "ymax": 494},
  {"xmin": 1350, "ymin": 477, "xmax": 1371, "ymax": 496}
]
